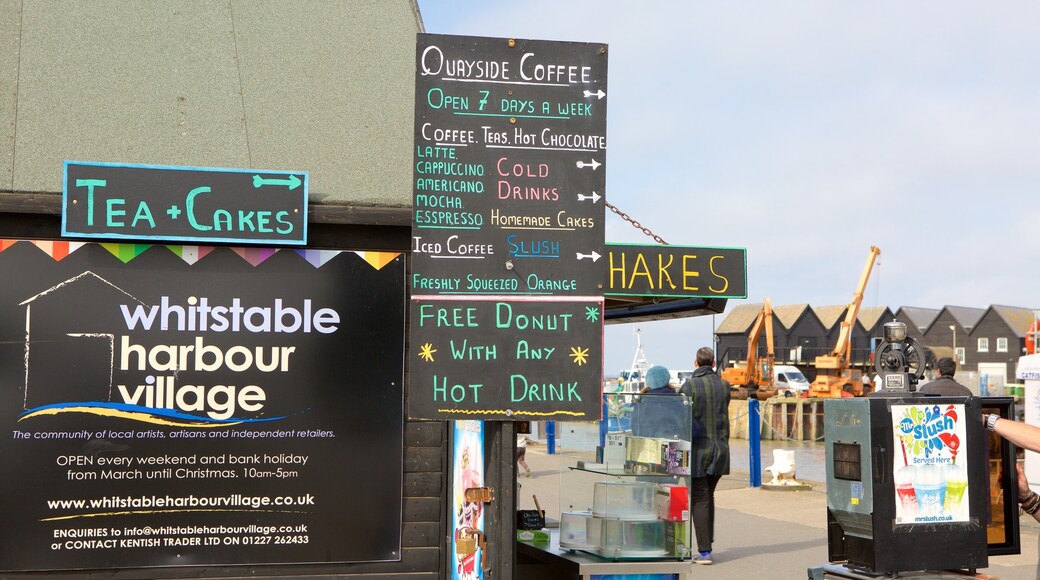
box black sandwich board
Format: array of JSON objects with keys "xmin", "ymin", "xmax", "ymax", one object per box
[
  {"xmin": 408, "ymin": 34, "xmax": 608, "ymax": 421},
  {"xmin": 411, "ymin": 33, "xmax": 607, "ymax": 297}
]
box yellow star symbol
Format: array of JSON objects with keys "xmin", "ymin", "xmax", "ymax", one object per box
[
  {"xmin": 418, "ymin": 342, "xmax": 437, "ymax": 362},
  {"xmin": 569, "ymin": 346, "xmax": 589, "ymax": 366}
]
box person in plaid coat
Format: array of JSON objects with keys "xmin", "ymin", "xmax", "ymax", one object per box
[{"xmin": 679, "ymin": 347, "xmax": 730, "ymax": 564}]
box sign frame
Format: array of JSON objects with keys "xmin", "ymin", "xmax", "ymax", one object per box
[{"xmin": 604, "ymin": 242, "xmax": 748, "ymax": 299}]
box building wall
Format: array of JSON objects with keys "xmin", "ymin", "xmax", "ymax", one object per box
[
  {"xmin": 778, "ymin": 314, "xmax": 826, "ymax": 369},
  {"xmin": 922, "ymin": 312, "xmax": 961, "ymax": 360},
  {"xmin": 860, "ymin": 307, "xmax": 895, "ymax": 340},
  {"xmin": 718, "ymin": 317, "xmax": 782, "ymax": 368},
  {"xmin": 969, "ymin": 311, "xmax": 1023, "ymax": 388},
  {"xmin": 717, "ymin": 332, "xmax": 747, "ymax": 367},
  {"xmin": 894, "ymin": 311, "xmax": 928, "ymax": 340}
]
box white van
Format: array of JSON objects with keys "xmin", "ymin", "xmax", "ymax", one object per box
[{"xmin": 774, "ymin": 365, "xmax": 811, "ymax": 395}]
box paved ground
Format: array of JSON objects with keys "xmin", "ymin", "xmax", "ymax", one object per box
[{"xmin": 518, "ymin": 438, "xmax": 1040, "ymax": 579}]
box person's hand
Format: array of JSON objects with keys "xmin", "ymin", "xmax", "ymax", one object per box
[{"xmin": 1017, "ymin": 461, "xmax": 1031, "ymax": 500}]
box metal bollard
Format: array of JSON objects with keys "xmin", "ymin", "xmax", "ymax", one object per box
[
  {"xmin": 546, "ymin": 420, "xmax": 556, "ymax": 455},
  {"xmin": 749, "ymin": 398, "xmax": 761, "ymax": 488}
]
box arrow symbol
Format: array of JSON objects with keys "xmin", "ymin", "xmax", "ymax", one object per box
[
  {"xmin": 576, "ymin": 251, "xmax": 601, "ymax": 262},
  {"xmin": 577, "ymin": 192, "xmax": 602, "ymax": 204},
  {"xmin": 583, "ymin": 89, "xmax": 606, "ymax": 99},
  {"xmin": 575, "ymin": 159, "xmax": 601, "ymax": 170},
  {"xmin": 253, "ymin": 174, "xmax": 302, "ymax": 190}
]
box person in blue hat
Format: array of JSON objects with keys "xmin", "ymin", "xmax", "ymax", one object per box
[
  {"xmin": 630, "ymin": 365, "xmax": 686, "ymax": 440},
  {"xmin": 640, "ymin": 365, "xmax": 675, "ymax": 395}
]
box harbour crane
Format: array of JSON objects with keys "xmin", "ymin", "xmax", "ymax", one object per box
[{"xmin": 808, "ymin": 246, "xmax": 881, "ymax": 398}]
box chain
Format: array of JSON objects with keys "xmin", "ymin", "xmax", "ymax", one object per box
[{"xmin": 606, "ymin": 201, "xmax": 668, "ymax": 245}]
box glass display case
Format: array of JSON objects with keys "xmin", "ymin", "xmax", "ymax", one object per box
[{"xmin": 559, "ymin": 392, "xmax": 694, "ymax": 560}]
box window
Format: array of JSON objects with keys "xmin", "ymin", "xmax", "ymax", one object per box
[
  {"xmin": 997, "ymin": 337, "xmax": 1008, "ymax": 353},
  {"xmin": 978, "ymin": 338, "xmax": 989, "ymax": 352},
  {"xmin": 955, "ymin": 347, "xmax": 965, "ymax": 365}
]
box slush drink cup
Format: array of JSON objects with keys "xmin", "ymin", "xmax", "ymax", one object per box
[
  {"xmin": 895, "ymin": 466, "xmax": 917, "ymax": 514},
  {"xmin": 944, "ymin": 463, "xmax": 968, "ymax": 512},
  {"xmin": 914, "ymin": 464, "xmax": 947, "ymax": 517}
]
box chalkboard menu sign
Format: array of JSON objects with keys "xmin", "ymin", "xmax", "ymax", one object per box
[
  {"xmin": 408, "ymin": 34, "xmax": 608, "ymax": 421},
  {"xmin": 605, "ymin": 243, "xmax": 748, "ymax": 299},
  {"xmin": 411, "ymin": 33, "xmax": 607, "ymax": 296},
  {"xmin": 407, "ymin": 297, "xmax": 603, "ymax": 420}
]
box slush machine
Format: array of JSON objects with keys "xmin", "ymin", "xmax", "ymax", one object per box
[{"xmin": 823, "ymin": 322, "xmax": 1020, "ymax": 576}]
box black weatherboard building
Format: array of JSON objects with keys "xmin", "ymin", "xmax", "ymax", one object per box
[
  {"xmin": 0, "ymin": 2, "xmax": 724, "ymax": 578},
  {"xmin": 717, "ymin": 302, "xmax": 1037, "ymax": 391}
]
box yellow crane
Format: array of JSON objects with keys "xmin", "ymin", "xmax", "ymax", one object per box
[
  {"xmin": 721, "ymin": 298, "xmax": 776, "ymax": 400},
  {"xmin": 809, "ymin": 246, "xmax": 881, "ymax": 398}
]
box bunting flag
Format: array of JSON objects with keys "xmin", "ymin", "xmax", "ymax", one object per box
[
  {"xmin": 231, "ymin": 247, "xmax": 279, "ymax": 267},
  {"xmin": 355, "ymin": 251, "xmax": 401, "ymax": 271},
  {"xmin": 0, "ymin": 240, "xmax": 89, "ymax": 260},
  {"xmin": 100, "ymin": 243, "xmax": 151, "ymax": 264},
  {"xmin": 165, "ymin": 245, "xmax": 217, "ymax": 265},
  {"xmin": 295, "ymin": 249, "xmax": 341, "ymax": 268},
  {"xmin": 30, "ymin": 241, "xmax": 86, "ymax": 261}
]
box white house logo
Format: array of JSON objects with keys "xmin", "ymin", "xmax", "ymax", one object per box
[{"xmin": 18, "ymin": 271, "xmax": 340, "ymax": 427}]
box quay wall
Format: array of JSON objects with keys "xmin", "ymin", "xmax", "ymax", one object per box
[{"xmin": 729, "ymin": 398, "xmax": 827, "ymax": 442}]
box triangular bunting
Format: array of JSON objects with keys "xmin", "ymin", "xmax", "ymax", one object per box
[
  {"xmin": 294, "ymin": 249, "xmax": 341, "ymax": 268},
  {"xmin": 31, "ymin": 240, "xmax": 56, "ymax": 258},
  {"xmin": 0, "ymin": 239, "xmax": 22, "ymax": 252},
  {"xmin": 30, "ymin": 241, "xmax": 87, "ymax": 261},
  {"xmin": 100, "ymin": 243, "xmax": 151, "ymax": 263},
  {"xmin": 165, "ymin": 245, "xmax": 217, "ymax": 265},
  {"xmin": 355, "ymin": 251, "xmax": 401, "ymax": 271},
  {"xmin": 232, "ymin": 247, "xmax": 279, "ymax": 267}
]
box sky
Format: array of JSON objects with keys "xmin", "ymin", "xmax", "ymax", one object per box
[{"xmin": 416, "ymin": 1, "xmax": 1040, "ymax": 376}]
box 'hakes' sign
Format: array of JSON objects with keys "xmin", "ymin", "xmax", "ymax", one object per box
[{"xmin": 605, "ymin": 243, "xmax": 747, "ymax": 299}]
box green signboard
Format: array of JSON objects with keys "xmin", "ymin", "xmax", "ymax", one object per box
[{"xmin": 407, "ymin": 296, "xmax": 603, "ymax": 420}]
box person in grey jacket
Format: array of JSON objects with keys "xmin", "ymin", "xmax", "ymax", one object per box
[
  {"xmin": 679, "ymin": 347, "xmax": 730, "ymax": 565},
  {"xmin": 918, "ymin": 357, "xmax": 971, "ymax": 396}
]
